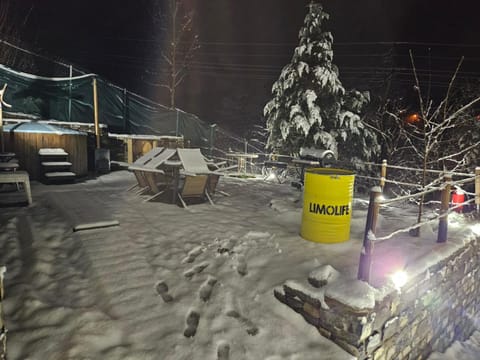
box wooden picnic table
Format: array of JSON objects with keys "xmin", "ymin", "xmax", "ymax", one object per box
[{"xmin": 163, "ymin": 160, "xmax": 182, "ymax": 204}]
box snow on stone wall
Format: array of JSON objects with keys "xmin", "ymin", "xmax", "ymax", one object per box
[{"xmin": 275, "ymin": 237, "xmax": 480, "ymax": 360}]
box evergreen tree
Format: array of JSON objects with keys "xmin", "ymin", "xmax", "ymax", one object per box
[{"xmin": 264, "ymin": 2, "xmax": 378, "ymax": 161}]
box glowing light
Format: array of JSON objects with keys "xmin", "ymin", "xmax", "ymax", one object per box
[
  {"xmin": 266, "ymin": 172, "xmax": 277, "ymax": 182},
  {"xmin": 405, "ymin": 113, "xmax": 421, "ymax": 125},
  {"xmin": 390, "ymin": 270, "xmax": 408, "ymax": 290}
]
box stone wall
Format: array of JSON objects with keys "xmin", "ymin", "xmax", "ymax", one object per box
[
  {"xmin": 0, "ymin": 266, "xmax": 6, "ymax": 360},
  {"xmin": 275, "ymin": 238, "xmax": 480, "ymax": 360}
]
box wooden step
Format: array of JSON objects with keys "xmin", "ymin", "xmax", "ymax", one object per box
[
  {"xmin": 44, "ymin": 171, "xmax": 76, "ymax": 179},
  {"xmin": 39, "ymin": 148, "xmax": 69, "ymax": 156},
  {"xmin": 41, "ymin": 161, "xmax": 72, "ymax": 167},
  {"xmin": 0, "ymin": 162, "xmax": 19, "ymax": 171}
]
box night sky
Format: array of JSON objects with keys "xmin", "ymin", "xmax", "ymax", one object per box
[{"xmin": 6, "ymin": 0, "xmax": 480, "ymax": 134}]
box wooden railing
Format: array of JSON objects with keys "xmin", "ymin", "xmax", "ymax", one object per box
[{"xmin": 357, "ymin": 161, "xmax": 480, "ymax": 284}]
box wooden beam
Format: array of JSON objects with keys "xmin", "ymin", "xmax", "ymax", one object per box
[{"xmin": 127, "ymin": 138, "xmax": 133, "ymax": 164}]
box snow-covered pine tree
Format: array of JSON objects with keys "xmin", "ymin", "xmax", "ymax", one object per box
[{"xmin": 264, "ymin": 1, "xmax": 378, "ymax": 161}]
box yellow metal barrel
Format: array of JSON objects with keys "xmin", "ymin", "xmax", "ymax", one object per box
[{"xmin": 300, "ymin": 168, "xmax": 355, "ymax": 243}]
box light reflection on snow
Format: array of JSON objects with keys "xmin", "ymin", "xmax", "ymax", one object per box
[
  {"xmin": 390, "ymin": 270, "xmax": 408, "ymax": 290},
  {"xmin": 470, "ymin": 223, "xmax": 480, "ymax": 236}
]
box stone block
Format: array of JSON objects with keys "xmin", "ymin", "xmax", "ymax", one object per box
[
  {"xmin": 398, "ymin": 311, "xmax": 409, "ymax": 329},
  {"xmin": 366, "ymin": 332, "xmax": 381, "ymax": 354},
  {"xmin": 389, "ymin": 295, "xmax": 400, "ymax": 314},
  {"xmin": 302, "ymin": 310, "xmax": 320, "ymax": 328},
  {"xmin": 382, "ymin": 316, "xmax": 399, "ymax": 340},
  {"xmin": 373, "ymin": 305, "xmax": 392, "ymax": 333},
  {"xmin": 317, "ymin": 326, "xmax": 331, "ymax": 339},
  {"xmin": 416, "ymin": 319, "xmax": 431, "ymax": 338},
  {"xmin": 357, "ymin": 320, "xmax": 373, "ymax": 342},
  {"xmin": 384, "ymin": 345, "xmax": 396, "ymax": 360},
  {"xmin": 303, "ymin": 302, "xmax": 321, "ymax": 319},
  {"xmin": 401, "ymin": 345, "xmax": 411, "ymax": 358},
  {"xmin": 420, "ymin": 290, "xmax": 436, "ymax": 308},
  {"xmin": 373, "ymin": 346, "xmax": 385, "ymax": 360},
  {"xmin": 285, "ymin": 294, "xmax": 303, "ymax": 311},
  {"xmin": 399, "ymin": 285, "xmax": 418, "ymax": 312}
]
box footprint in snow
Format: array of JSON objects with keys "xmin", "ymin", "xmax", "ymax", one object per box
[
  {"xmin": 216, "ymin": 237, "xmax": 236, "ymax": 255},
  {"xmin": 183, "ymin": 261, "xmax": 209, "ymax": 279},
  {"xmin": 183, "ymin": 309, "xmax": 200, "ymax": 338},
  {"xmin": 199, "ymin": 276, "xmax": 217, "ymax": 302},
  {"xmin": 235, "ymin": 255, "xmax": 248, "ymax": 276},
  {"xmin": 217, "ymin": 341, "xmax": 230, "ymax": 360},
  {"xmin": 182, "ymin": 246, "xmax": 204, "ymax": 264},
  {"xmin": 155, "ymin": 280, "xmax": 174, "ymax": 303},
  {"xmin": 226, "ymin": 309, "xmax": 258, "ymax": 336}
]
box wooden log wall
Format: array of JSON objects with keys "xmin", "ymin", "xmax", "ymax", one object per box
[{"xmin": 4, "ymin": 132, "xmax": 88, "ymax": 179}]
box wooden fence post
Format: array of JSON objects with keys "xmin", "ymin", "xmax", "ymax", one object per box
[
  {"xmin": 358, "ymin": 186, "xmax": 382, "ymax": 283},
  {"xmin": 380, "ymin": 159, "xmax": 387, "ymax": 190},
  {"xmin": 437, "ymin": 174, "xmax": 452, "ymax": 243},
  {"xmin": 475, "ymin": 167, "xmax": 480, "ymax": 213}
]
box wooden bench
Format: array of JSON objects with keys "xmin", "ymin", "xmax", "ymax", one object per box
[{"xmin": 0, "ymin": 170, "xmax": 32, "ymax": 205}]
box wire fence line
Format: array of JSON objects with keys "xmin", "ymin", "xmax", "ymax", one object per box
[
  {"xmin": 362, "ymin": 161, "xmax": 475, "ymax": 178},
  {"xmin": 357, "ymin": 159, "xmax": 480, "ymax": 283},
  {"xmin": 373, "ymin": 197, "xmax": 477, "ymax": 242},
  {"xmin": 355, "ymin": 174, "xmax": 423, "ymax": 188}
]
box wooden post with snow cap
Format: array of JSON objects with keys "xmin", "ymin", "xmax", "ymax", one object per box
[
  {"xmin": 437, "ymin": 173, "xmax": 452, "ymax": 243},
  {"xmin": 475, "ymin": 167, "xmax": 480, "ymax": 213},
  {"xmin": 380, "ymin": 159, "xmax": 387, "ymax": 190},
  {"xmin": 358, "ymin": 186, "xmax": 382, "ymax": 283}
]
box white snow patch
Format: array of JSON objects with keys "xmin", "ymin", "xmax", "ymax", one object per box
[
  {"xmin": 308, "ymin": 264, "xmax": 340, "ymax": 287},
  {"xmin": 324, "ymin": 279, "xmax": 376, "ymax": 310},
  {"xmin": 428, "ymin": 331, "xmax": 480, "ymax": 360}
]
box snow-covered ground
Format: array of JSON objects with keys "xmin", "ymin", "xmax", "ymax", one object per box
[
  {"xmin": 0, "ymin": 171, "xmax": 477, "ymax": 359},
  {"xmin": 428, "ymin": 331, "xmax": 480, "ymax": 360}
]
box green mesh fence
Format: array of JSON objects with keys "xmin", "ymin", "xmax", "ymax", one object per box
[{"xmin": 0, "ymin": 64, "xmax": 210, "ymax": 148}]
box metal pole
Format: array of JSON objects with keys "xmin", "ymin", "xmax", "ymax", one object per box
[
  {"xmin": 93, "ymin": 77, "xmax": 100, "ymax": 149},
  {"xmin": 0, "ymin": 100, "xmax": 3, "ymax": 153},
  {"xmin": 210, "ymin": 124, "xmax": 216, "ymax": 158},
  {"xmin": 437, "ymin": 174, "xmax": 452, "ymax": 243},
  {"xmin": 0, "ymin": 84, "xmax": 11, "ymax": 153},
  {"xmin": 358, "ymin": 186, "xmax": 382, "ymax": 283},
  {"xmin": 123, "ymin": 88, "xmax": 128, "ymax": 132},
  {"xmin": 380, "ymin": 159, "xmax": 387, "ymax": 190},
  {"xmin": 68, "ymin": 65, "xmax": 72, "ymax": 122},
  {"xmin": 175, "ymin": 109, "xmax": 179, "ymax": 137},
  {"xmin": 475, "ymin": 167, "xmax": 480, "ymax": 213}
]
